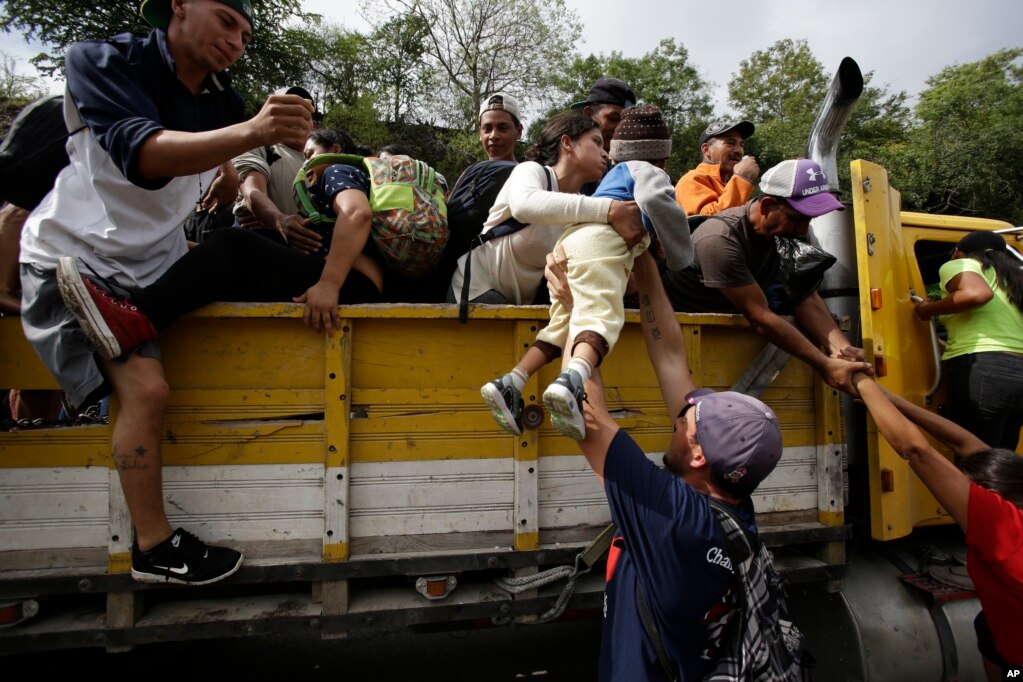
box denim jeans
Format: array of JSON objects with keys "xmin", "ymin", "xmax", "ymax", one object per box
[{"xmin": 946, "ymin": 351, "xmax": 1023, "ymax": 451}]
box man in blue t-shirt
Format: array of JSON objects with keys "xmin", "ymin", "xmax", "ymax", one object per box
[{"xmin": 554, "ymin": 249, "xmax": 792, "ymax": 681}]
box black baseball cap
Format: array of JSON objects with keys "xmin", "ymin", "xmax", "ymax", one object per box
[
  {"xmin": 571, "ymin": 78, "xmax": 637, "ymax": 110},
  {"xmin": 699, "ymin": 119, "xmax": 755, "ymax": 146},
  {"xmin": 141, "ymin": 0, "xmax": 253, "ymax": 30},
  {"xmin": 275, "ymin": 86, "xmax": 322, "ymax": 122}
]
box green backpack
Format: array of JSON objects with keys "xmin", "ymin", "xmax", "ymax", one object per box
[{"xmin": 294, "ymin": 153, "xmax": 449, "ymax": 278}]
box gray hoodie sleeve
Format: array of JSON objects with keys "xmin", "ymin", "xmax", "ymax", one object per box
[{"xmin": 629, "ymin": 161, "xmax": 693, "ymax": 271}]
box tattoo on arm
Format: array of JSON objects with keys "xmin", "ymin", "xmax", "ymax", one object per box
[
  {"xmin": 113, "ymin": 444, "xmax": 151, "ymax": 471},
  {"xmin": 641, "ymin": 295, "xmax": 663, "ymax": 340}
]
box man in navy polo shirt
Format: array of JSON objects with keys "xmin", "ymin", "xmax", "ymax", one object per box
[
  {"xmin": 19, "ymin": 0, "xmax": 312, "ymax": 585},
  {"xmin": 564, "ymin": 249, "xmax": 812, "ymax": 680}
]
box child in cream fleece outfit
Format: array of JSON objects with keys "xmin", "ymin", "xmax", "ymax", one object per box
[{"xmin": 483, "ymin": 105, "xmax": 693, "ymax": 439}]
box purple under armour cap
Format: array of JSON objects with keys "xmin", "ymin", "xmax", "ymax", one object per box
[
  {"xmin": 760, "ymin": 159, "xmax": 844, "ymax": 218},
  {"xmin": 688, "ymin": 389, "xmax": 783, "ymax": 495}
]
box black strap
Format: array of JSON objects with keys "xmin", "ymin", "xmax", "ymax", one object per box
[
  {"xmin": 706, "ymin": 497, "xmax": 758, "ymax": 560},
  {"xmin": 458, "ymin": 166, "xmax": 552, "ymax": 323},
  {"xmin": 635, "ymin": 578, "xmax": 678, "ymax": 682},
  {"xmin": 264, "ymin": 145, "xmax": 282, "ymax": 166}
]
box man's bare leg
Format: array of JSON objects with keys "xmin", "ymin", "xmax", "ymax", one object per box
[
  {"xmin": 101, "ymin": 353, "xmax": 172, "ymax": 551},
  {"xmin": 97, "ymin": 352, "xmax": 241, "ymax": 584}
]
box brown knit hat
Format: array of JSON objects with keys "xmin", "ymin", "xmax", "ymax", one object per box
[{"xmin": 609, "ymin": 104, "xmax": 671, "ymax": 162}]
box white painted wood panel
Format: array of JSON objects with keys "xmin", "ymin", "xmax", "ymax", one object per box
[
  {"xmin": 161, "ymin": 464, "xmax": 324, "ymax": 542},
  {"xmin": 349, "ymin": 460, "xmax": 514, "ymax": 537},
  {"xmin": 538, "ymin": 456, "xmax": 609, "ymax": 529},
  {"xmin": 0, "ymin": 468, "xmax": 109, "ymax": 551}
]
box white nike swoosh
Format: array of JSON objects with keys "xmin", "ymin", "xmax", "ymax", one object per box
[{"xmin": 153, "ymin": 563, "xmax": 189, "ymax": 575}]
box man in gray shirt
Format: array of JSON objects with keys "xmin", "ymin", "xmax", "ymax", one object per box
[{"xmin": 663, "ymin": 158, "xmax": 866, "ymax": 392}]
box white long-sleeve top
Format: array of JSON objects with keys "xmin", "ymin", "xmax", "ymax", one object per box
[{"xmin": 450, "ymin": 161, "xmax": 613, "ymax": 304}]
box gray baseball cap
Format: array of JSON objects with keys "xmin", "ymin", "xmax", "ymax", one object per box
[
  {"xmin": 699, "ymin": 119, "xmax": 755, "ymax": 146},
  {"xmin": 687, "ymin": 389, "xmax": 783, "ymax": 495}
]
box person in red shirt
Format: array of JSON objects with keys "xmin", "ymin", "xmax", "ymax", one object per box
[{"xmin": 852, "ymin": 372, "xmax": 1023, "ymax": 681}]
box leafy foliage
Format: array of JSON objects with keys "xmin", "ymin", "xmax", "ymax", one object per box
[
  {"xmin": 727, "ymin": 39, "xmax": 910, "ymax": 200},
  {"xmin": 894, "ymin": 48, "xmax": 1023, "ymax": 225},
  {"xmin": 0, "ymin": 0, "xmax": 309, "ymax": 112},
  {"xmin": 368, "ymin": 12, "xmax": 434, "ymax": 125},
  {"xmin": 549, "ymin": 39, "xmax": 714, "ymax": 179},
  {"xmin": 0, "ymin": 51, "xmax": 45, "ymax": 100},
  {"xmin": 369, "ymin": 0, "xmax": 582, "ymax": 129}
]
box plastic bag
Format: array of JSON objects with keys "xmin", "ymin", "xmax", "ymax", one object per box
[{"xmin": 773, "ymin": 236, "xmax": 837, "ymax": 308}]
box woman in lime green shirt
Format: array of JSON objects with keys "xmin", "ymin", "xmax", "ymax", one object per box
[{"xmin": 915, "ymin": 230, "xmax": 1023, "ymax": 451}]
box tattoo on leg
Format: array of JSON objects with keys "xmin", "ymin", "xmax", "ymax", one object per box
[{"xmin": 113, "ymin": 444, "xmax": 151, "ymax": 471}]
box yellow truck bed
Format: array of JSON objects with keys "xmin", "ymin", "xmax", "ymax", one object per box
[{"xmin": 0, "ymin": 302, "xmax": 848, "ymax": 651}]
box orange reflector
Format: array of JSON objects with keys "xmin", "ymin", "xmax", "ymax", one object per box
[
  {"xmin": 874, "ymin": 355, "xmax": 887, "ymax": 377},
  {"xmin": 881, "ymin": 468, "xmax": 895, "ymax": 493},
  {"xmin": 0, "ymin": 602, "xmax": 23, "ymax": 625},
  {"xmin": 870, "ymin": 288, "xmax": 883, "ymax": 310},
  {"xmin": 426, "ymin": 578, "xmax": 447, "ymax": 598}
]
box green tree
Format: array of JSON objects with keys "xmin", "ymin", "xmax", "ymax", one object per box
[
  {"xmin": 728, "ymin": 39, "xmax": 828, "ymax": 167},
  {"xmin": 296, "ymin": 21, "xmax": 373, "ymax": 111},
  {"xmin": 550, "ymin": 39, "xmax": 713, "ymax": 179},
  {"xmin": 0, "ymin": 51, "xmax": 45, "ymax": 100},
  {"xmin": 893, "ymin": 48, "xmax": 1023, "ymax": 224},
  {"xmin": 728, "ymin": 39, "xmax": 910, "ymax": 198},
  {"xmin": 0, "ymin": 0, "xmax": 310, "ymax": 111},
  {"xmin": 370, "ymin": 0, "xmax": 582, "ymax": 129},
  {"xmin": 367, "ymin": 12, "xmax": 433, "ymax": 125}
]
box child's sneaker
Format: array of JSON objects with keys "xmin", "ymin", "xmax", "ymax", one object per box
[
  {"xmin": 56, "ymin": 256, "xmax": 156, "ymax": 360},
  {"xmin": 543, "ymin": 370, "xmax": 588, "ymax": 440},
  {"xmin": 131, "ymin": 528, "xmax": 243, "ymax": 586},
  {"xmin": 481, "ymin": 375, "xmax": 524, "ymax": 436}
]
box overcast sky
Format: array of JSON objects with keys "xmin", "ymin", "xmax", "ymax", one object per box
[{"xmin": 3, "ymin": 0, "xmax": 1020, "ymax": 114}]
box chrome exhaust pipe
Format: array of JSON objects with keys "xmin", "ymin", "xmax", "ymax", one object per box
[
  {"xmin": 807, "ymin": 57, "xmax": 864, "ymax": 186},
  {"xmin": 805, "ymin": 56, "xmax": 863, "ymax": 311},
  {"xmin": 806, "ymin": 58, "xmax": 865, "ymax": 466}
]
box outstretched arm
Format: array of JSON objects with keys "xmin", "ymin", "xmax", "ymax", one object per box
[
  {"xmin": 794, "ymin": 292, "xmax": 865, "ymax": 361},
  {"xmin": 578, "ymin": 370, "xmax": 620, "ymax": 484},
  {"xmin": 633, "ymin": 251, "xmax": 695, "ymax": 418},
  {"xmin": 723, "ymin": 283, "xmax": 870, "ymax": 394},
  {"xmin": 630, "ymin": 163, "xmax": 692, "ymax": 271},
  {"xmin": 880, "ymin": 388, "xmax": 989, "ymax": 459},
  {"xmin": 852, "ymin": 372, "xmax": 971, "ymax": 531}
]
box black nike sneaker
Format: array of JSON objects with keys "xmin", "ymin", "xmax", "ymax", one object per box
[{"xmin": 131, "ymin": 528, "xmax": 243, "ymax": 585}]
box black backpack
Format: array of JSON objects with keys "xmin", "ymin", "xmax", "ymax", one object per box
[
  {"xmin": 0, "ymin": 94, "xmax": 83, "ymax": 210},
  {"xmin": 445, "ymin": 160, "xmax": 517, "ymax": 259}
]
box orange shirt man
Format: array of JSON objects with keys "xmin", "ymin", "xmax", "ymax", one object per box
[{"xmin": 676, "ymin": 120, "xmax": 759, "ymax": 217}]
